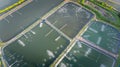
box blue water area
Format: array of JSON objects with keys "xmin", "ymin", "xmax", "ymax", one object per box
[
  {"xmin": 58, "ymin": 41, "xmax": 115, "ymax": 67},
  {"xmin": 82, "ymin": 21, "xmax": 120, "ymax": 54},
  {"xmin": 2, "ymin": 23, "xmax": 70, "ymax": 67},
  {"xmin": 0, "ymin": 0, "xmax": 63, "ymax": 42},
  {"xmin": 47, "ymin": 2, "xmax": 94, "ymax": 38}
]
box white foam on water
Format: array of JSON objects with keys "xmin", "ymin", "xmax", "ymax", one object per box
[
  {"xmin": 49, "ymin": 57, "xmax": 52, "ymax": 59},
  {"xmin": 17, "ymin": 40, "xmax": 25, "ymax": 47},
  {"xmin": 101, "ymin": 25, "xmax": 105, "ymax": 32},
  {"xmin": 76, "ymin": 7, "xmax": 82, "ymax": 13},
  {"xmin": 77, "ymin": 41, "xmax": 82, "ymax": 48},
  {"xmin": 55, "ymin": 36, "xmax": 61, "ymax": 41},
  {"xmin": 16, "ymin": 64, "xmax": 20, "ymax": 67},
  {"xmin": 30, "ymin": 30, "xmax": 36, "ymax": 35},
  {"xmin": 112, "ymin": 37, "xmax": 120, "ymax": 41},
  {"xmin": 21, "ymin": 56, "xmax": 24, "ymax": 59},
  {"xmin": 60, "ymin": 45, "xmax": 63, "ymax": 48},
  {"xmin": 54, "ymin": 51, "xmax": 57, "ymax": 54},
  {"xmin": 97, "ymin": 37, "xmax": 102, "ymax": 45},
  {"xmin": 73, "ymin": 58, "xmax": 77, "ymax": 62},
  {"xmin": 75, "ymin": 7, "xmax": 82, "ymax": 17},
  {"xmin": 100, "ymin": 64, "xmax": 106, "ymax": 67},
  {"xmin": 42, "ymin": 63, "xmax": 45, "ymax": 66},
  {"xmin": 77, "ymin": 50, "xmax": 80, "ymax": 53},
  {"xmin": 65, "ymin": 56, "xmax": 71, "ymax": 61},
  {"xmin": 8, "ymin": 58, "xmax": 11, "ymax": 61},
  {"xmin": 53, "ymin": 20, "xmax": 58, "ymax": 25},
  {"xmin": 39, "ymin": 23, "xmax": 43, "ymax": 28},
  {"xmin": 57, "ymin": 47, "xmax": 60, "ymax": 50},
  {"xmin": 23, "ymin": 34, "xmax": 28, "ymax": 39},
  {"xmin": 89, "ymin": 27, "xmax": 98, "ymax": 33},
  {"xmin": 73, "ymin": 50, "xmax": 77, "ymax": 54},
  {"xmin": 46, "ymin": 50, "xmax": 55, "ymax": 58},
  {"xmin": 85, "ymin": 48, "xmax": 91, "ymax": 56},
  {"xmin": 58, "ymin": 7, "xmax": 67, "ymax": 14},
  {"xmin": 69, "ymin": 54, "xmax": 72, "ymax": 56},
  {"xmin": 60, "ymin": 63, "xmax": 67, "ymax": 67},
  {"xmin": 85, "ymin": 11, "xmax": 90, "ymax": 19},
  {"xmin": 12, "ymin": 56, "xmax": 15, "ymax": 59},
  {"xmin": 43, "ymin": 59, "xmax": 47, "ymax": 62},
  {"xmin": 83, "ymin": 35, "xmax": 90, "ymax": 39},
  {"xmin": 16, "ymin": 55, "xmax": 20, "ymax": 58},
  {"xmin": 45, "ymin": 29, "xmax": 53, "ymax": 37},
  {"xmin": 112, "ymin": 48, "xmax": 116, "ymax": 53}
]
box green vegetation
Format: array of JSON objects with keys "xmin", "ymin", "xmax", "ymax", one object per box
[
  {"xmin": 0, "ymin": 56, "xmax": 2, "ymax": 67},
  {"xmin": 78, "ymin": 0, "xmax": 120, "ymax": 30},
  {"xmin": 81, "ymin": 0, "xmax": 85, "ymax": 4},
  {"xmin": 0, "ymin": 42, "xmax": 4, "ymax": 47},
  {"xmin": 89, "ymin": 0, "xmax": 119, "ymax": 14},
  {"xmin": 89, "ymin": 0, "xmax": 120, "ymax": 29},
  {"xmin": 89, "ymin": 0, "xmax": 113, "ymax": 11},
  {"xmin": 0, "ymin": 60, "xmax": 1, "ymax": 67}
]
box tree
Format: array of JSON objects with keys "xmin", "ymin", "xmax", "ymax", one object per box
[
  {"xmin": 118, "ymin": 12, "xmax": 120, "ymax": 18},
  {"xmin": 81, "ymin": 0, "xmax": 85, "ymax": 4}
]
